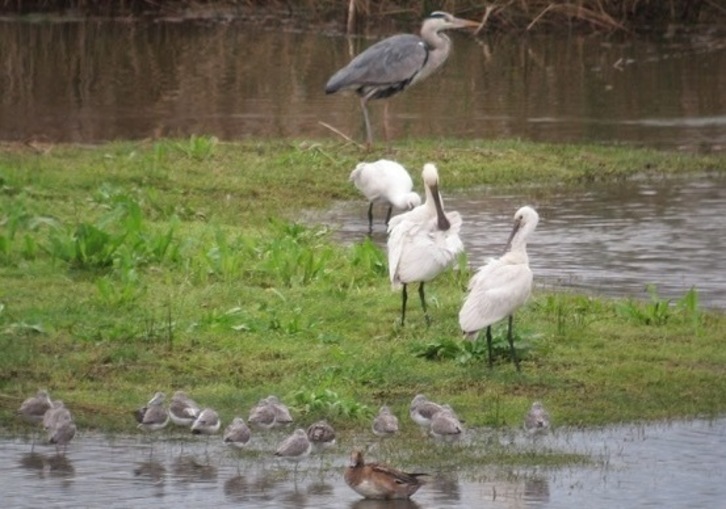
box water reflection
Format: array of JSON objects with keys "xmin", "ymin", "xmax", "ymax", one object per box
[
  {"xmin": 325, "ymin": 173, "xmax": 726, "ymax": 308},
  {"xmin": 0, "ymin": 19, "xmax": 723, "ymax": 151}
]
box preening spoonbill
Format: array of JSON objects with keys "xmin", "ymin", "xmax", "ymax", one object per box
[
  {"xmin": 325, "ymin": 11, "xmax": 479, "ymax": 146},
  {"xmin": 350, "ymin": 159, "xmax": 421, "ymax": 233},
  {"xmin": 387, "ymin": 163, "xmax": 463, "ymax": 326},
  {"xmin": 459, "ymin": 206, "xmax": 540, "ymax": 371}
]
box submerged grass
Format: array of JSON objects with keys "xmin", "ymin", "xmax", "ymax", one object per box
[{"xmin": 1, "ymin": 138, "xmax": 725, "ymax": 453}]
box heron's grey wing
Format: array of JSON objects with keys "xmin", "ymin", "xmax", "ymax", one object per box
[{"xmin": 327, "ymin": 34, "xmax": 428, "ymax": 91}]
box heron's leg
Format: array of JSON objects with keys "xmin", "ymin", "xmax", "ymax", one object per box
[
  {"xmin": 400, "ymin": 283, "xmax": 408, "ymax": 326},
  {"xmin": 508, "ymin": 315, "xmax": 521, "ymax": 372},
  {"xmin": 486, "ymin": 326, "xmax": 493, "ymax": 368},
  {"xmin": 418, "ymin": 282, "xmax": 431, "ymax": 326},
  {"xmin": 367, "ymin": 202, "xmax": 374, "ymax": 234},
  {"xmin": 384, "ymin": 205, "xmax": 393, "ymax": 226},
  {"xmin": 360, "ymin": 97, "xmax": 373, "ymax": 147}
]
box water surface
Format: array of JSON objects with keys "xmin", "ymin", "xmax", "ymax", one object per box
[
  {"xmin": 0, "ymin": 19, "xmax": 724, "ymax": 151},
  {"xmin": 3, "ymin": 418, "xmax": 725, "ymax": 508}
]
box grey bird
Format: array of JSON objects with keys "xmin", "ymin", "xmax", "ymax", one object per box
[
  {"xmin": 524, "ymin": 401, "xmax": 551, "ymax": 435},
  {"xmin": 18, "ymin": 390, "xmax": 53, "ymax": 450},
  {"xmin": 429, "ymin": 405, "xmax": 464, "ymax": 443},
  {"xmin": 137, "ymin": 392, "xmax": 169, "ymax": 432},
  {"xmin": 168, "ymin": 391, "xmax": 202, "ymax": 427},
  {"xmin": 409, "ymin": 394, "xmax": 444, "ymax": 432},
  {"xmin": 372, "ymin": 406, "xmax": 400, "ymax": 438},
  {"xmin": 306, "ymin": 420, "xmax": 337, "ymax": 453},
  {"xmin": 223, "ymin": 417, "xmax": 252, "ymax": 449},
  {"xmin": 18, "ymin": 389, "xmax": 52, "ymax": 424},
  {"xmin": 48, "ymin": 418, "xmax": 77, "ymax": 456},
  {"xmin": 325, "ymin": 11, "xmax": 479, "ymax": 146},
  {"xmin": 275, "ymin": 428, "xmax": 312, "ymax": 465}
]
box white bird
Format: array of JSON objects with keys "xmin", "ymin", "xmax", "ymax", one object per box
[
  {"xmin": 372, "ymin": 406, "xmax": 399, "ymax": 437},
  {"xmin": 409, "ymin": 394, "xmax": 444, "ymax": 432},
  {"xmin": 191, "ymin": 408, "xmax": 221, "ymax": 436},
  {"xmin": 350, "ymin": 159, "xmax": 421, "ymax": 233},
  {"xmin": 168, "ymin": 391, "xmax": 201, "ymax": 427},
  {"xmin": 459, "ymin": 206, "xmax": 540, "ymax": 371},
  {"xmin": 224, "ymin": 417, "xmax": 252, "ymax": 449},
  {"xmin": 524, "ymin": 401, "xmax": 551, "ymax": 435},
  {"xmin": 387, "ymin": 163, "xmax": 463, "ymax": 326},
  {"xmin": 429, "ymin": 405, "xmax": 464, "ymax": 443}
]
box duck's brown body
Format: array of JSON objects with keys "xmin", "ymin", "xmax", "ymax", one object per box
[{"xmin": 344, "ymin": 449, "xmax": 425, "ymax": 500}]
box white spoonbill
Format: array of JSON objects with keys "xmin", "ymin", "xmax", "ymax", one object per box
[
  {"xmin": 350, "ymin": 159, "xmax": 421, "ymax": 233},
  {"xmin": 387, "ymin": 163, "xmax": 463, "ymax": 326},
  {"xmin": 458, "ymin": 206, "xmax": 540, "ymax": 371}
]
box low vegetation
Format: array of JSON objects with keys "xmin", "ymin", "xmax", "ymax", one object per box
[{"xmin": 1, "ymin": 138, "xmax": 725, "ymax": 442}]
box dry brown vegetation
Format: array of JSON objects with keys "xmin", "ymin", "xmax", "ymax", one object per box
[{"xmin": 1, "ymin": 1, "xmax": 725, "ymax": 32}]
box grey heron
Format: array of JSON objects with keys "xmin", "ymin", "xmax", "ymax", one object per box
[
  {"xmin": 459, "ymin": 206, "xmax": 540, "ymax": 371},
  {"xmin": 387, "ymin": 163, "xmax": 463, "ymax": 326},
  {"xmin": 325, "ymin": 11, "xmax": 479, "ymax": 145}
]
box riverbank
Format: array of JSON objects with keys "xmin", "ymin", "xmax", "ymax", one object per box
[
  {"xmin": 1, "ymin": 138, "xmax": 725, "ymax": 434},
  {"xmin": 2, "ymin": 1, "xmax": 725, "ymax": 33}
]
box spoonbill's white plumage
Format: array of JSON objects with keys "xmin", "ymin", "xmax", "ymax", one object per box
[
  {"xmin": 387, "ymin": 163, "xmax": 463, "ymax": 326},
  {"xmin": 459, "ymin": 206, "xmax": 540, "ymax": 371},
  {"xmin": 524, "ymin": 401, "xmax": 551, "ymax": 435},
  {"xmin": 350, "ymin": 159, "xmax": 421, "ymax": 233}
]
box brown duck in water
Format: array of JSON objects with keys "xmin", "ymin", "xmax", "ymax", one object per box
[{"xmin": 344, "ymin": 449, "xmax": 426, "ymax": 500}]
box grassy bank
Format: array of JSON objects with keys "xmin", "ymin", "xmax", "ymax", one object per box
[{"xmin": 1, "ymin": 138, "xmax": 725, "ymax": 437}]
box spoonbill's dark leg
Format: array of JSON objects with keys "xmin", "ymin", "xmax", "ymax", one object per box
[
  {"xmin": 418, "ymin": 282, "xmax": 431, "ymax": 326},
  {"xmin": 486, "ymin": 326, "xmax": 494, "ymax": 368},
  {"xmin": 367, "ymin": 202, "xmax": 375, "ymax": 234},
  {"xmin": 400, "ymin": 283, "xmax": 408, "ymax": 326},
  {"xmin": 384, "ymin": 205, "xmax": 393, "ymax": 226},
  {"xmin": 508, "ymin": 315, "xmax": 521, "ymax": 372}
]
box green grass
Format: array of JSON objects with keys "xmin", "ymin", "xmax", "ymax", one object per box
[{"xmin": 1, "ymin": 137, "xmax": 725, "ymax": 441}]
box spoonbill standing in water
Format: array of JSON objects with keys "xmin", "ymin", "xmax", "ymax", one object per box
[
  {"xmin": 350, "ymin": 159, "xmax": 421, "ymax": 234},
  {"xmin": 459, "ymin": 206, "xmax": 540, "ymax": 371},
  {"xmin": 387, "ymin": 163, "xmax": 463, "ymax": 326}
]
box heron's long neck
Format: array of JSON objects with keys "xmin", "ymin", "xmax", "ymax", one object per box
[{"xmin": 415, "ymin": 30, "xmax": 452, "ymax": 83}]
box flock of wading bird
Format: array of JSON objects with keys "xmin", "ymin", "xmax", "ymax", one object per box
[
  {"xmin": 18, "ymin": 389, "xmax": 550, "ymax": 500},
  {"xmin": 15, "ymin": 11, "xmax": 551, "ymax": 501}
]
